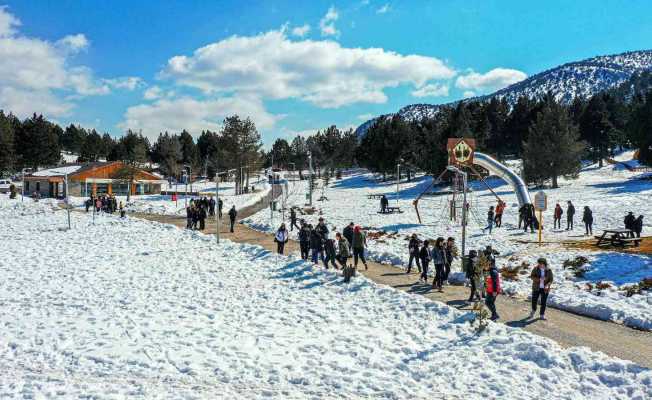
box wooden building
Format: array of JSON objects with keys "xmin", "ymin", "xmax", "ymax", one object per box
[{"xmin": 24, "ymin": 162, "xmax": 165, "ymax": 198}]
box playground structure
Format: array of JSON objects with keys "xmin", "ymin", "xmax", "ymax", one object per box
[{"xmin": 413, "ymin": 138, "xmax": 532, "ymax": 225}]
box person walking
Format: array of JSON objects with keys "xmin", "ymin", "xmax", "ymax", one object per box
[
  {"xmin": 553, "ymin": 203, "xmax": 563, "ymax": 230},
  {"xmin": 582, "ymin": 206, "xmax": 593, "ymax": 236},
  {"xmin": 290, "ymin": 208, "xmax": 300, "ymax": 231},
  {"xmin": 633, "ymin": 215, "xmax": 644, "ymax": 246},
  {"xmin": 343, "ymin": 222, "xmax": 354, "ymax": 246},
  {"xmin": 218, "ymin": 198, "xmax": 223, "ymax": 218},
  {"xmin": 529, "ymin": 257, "xmax": 553, "ymax": 320},
  {"xmin": 228, "ymin": 205, "xmax": 237, "ymax": 233},
  {"xmin": 566, "ymin": 201, "xmax": 575, "ymax": 230},
  {"xmin": 336, "ymin": 232, "xmax": 350, "ymax": 268},
  {"xmin": 119, "ymin": 202, "xmax": 126, "ymax": 218},
  {"xmin": 198, "ymin": 205, "xmax": 207, "ymax": 230},
  {"xmin": 186, "ymin": 206, "xmax": 192, "ymax": 229},
  {"xmin": 310, "ymin": 226, "xmax": 325, "ymax": 265},
  {"xmin": 351, "ymin": 225, "xmax": 368, "ymax": 270},
  {"xmin": 407, "ymin": 234, "xmax": 421, "ymax": 274},
  {"xmin": 485, "ymin": 261, "xmax": 501, "ymax": 321},
  {"xmin": 316, "ymin": 217, "xmax": 329, "ymax": 240},
  {"xmin": 208, "ymin": 197, "xmax": 215, "ymax": 217},
  {"xmin": 323, "ymin": 237, "xmax": 338, "ymax": 269},
  {"xmin": 419, "ymin": 240, "xmax": 430, "ymax": 284},
  {"xmin": 494, "ymin": 200, "xmax": 505, "ymax": 228},
  {"xmin": 431, "ymin": 237, "xmax": 447, "ymax": 291},
  {"xmin": 444, "ymin": 237, "xmax": 458, "ymax": 281},
  {"xmin": 518, "ymin": 205, "xmax": 526, "ymax": 229},
  {"xmin": 465, "ymin": 250, "xmax": 482, "ymax": 302},
  {"xmin": 191, "ymin": 206, "xmax": 199, "ymax": 230},
  {"xmin": 483, "ymin": 206, "xmax": 495, "ymax": 234},
  {"xmin": 299, "ymin": 223, "xmax": 311, "ymax": 260},
  {"xmin": 274, "ymin": 223, "xmax": 289, "ymax": 255}
]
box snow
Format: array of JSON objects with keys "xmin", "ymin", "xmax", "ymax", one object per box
[
  {"xmin": 31, "ymin": 165, "xmax": 82, "ymax": 177},
  {"xmin": 1, "ymin": 196, "xmax": 651, "ymax": 398},
  {"xmin": 243, "ymin": 159, "xmax": 652, "ymax": 329}
]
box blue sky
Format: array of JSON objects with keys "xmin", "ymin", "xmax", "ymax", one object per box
[{"xmin": 1, "ymin": 0, "xmax": 651, "ymax": 146}]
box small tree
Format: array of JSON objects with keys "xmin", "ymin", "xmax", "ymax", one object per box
[{"xmin": 523, "ymin": 98, "xmax": 585, "ymax": 188}]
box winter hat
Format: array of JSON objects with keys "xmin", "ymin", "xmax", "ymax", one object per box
[{"xmin": 354, "ymin": 226, "xmax": 361, "ymax": 233}]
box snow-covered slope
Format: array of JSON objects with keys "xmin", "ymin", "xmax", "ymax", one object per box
[
  {"xmin": 1, "ymin": 198, "xmax": 651, "ymax": 398},
  {"xmin": 356, "ymin": 50, "xmax": 652, "ymax": 136}
]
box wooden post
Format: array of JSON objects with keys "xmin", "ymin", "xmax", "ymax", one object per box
[{"xmin": 538, "ymin": 210, "xmax": 543, "ymax": 245}]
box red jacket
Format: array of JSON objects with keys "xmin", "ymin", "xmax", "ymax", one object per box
[{"xmin": 486, "ymin": 268, "xmax": 502, "ymax": 295}]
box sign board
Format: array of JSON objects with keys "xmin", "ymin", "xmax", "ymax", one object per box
[
  {"xmin": 447, "ymin": 138, "xmax": 476, "ymax": 166},
  {"xmin": 534, "ymin": 191, "xmax": 547, "ymax": 211}
]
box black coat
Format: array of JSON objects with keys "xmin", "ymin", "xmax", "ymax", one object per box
[
  {"xmin": 310, "ymin": 230, "xmax": 323, "ymax": 250},
  {"xmin": 228, "ymin": 208, "xmax": 237, "ymax": 220},
  {"xmin": 343, "ymin": 225, "xmax": 353, "ymax": 245},
  {"xmin": 408, "ymin": 238, "xmax": 420, "ymax": 255},
  {"xmin": 633, "ymin": 217, "xmax": 644, "ymax": 233},
  {"xmin": 582, "ymin": 209, "xmax": 593, "ymax": 223},
  {"xmin": 625, "ymin": 214, "xmax": 636, "ymax": 230},
  {"xmin": 298, "ymin": 227, "xmax": 310, "ymax": 243}
]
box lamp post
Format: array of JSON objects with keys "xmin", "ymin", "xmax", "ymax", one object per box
[
  {"xmin": 65, "ymin": 172, "xmax": 71, "ymax": 230},
  {"xmin": 396, "ymin": 159, "xmax": 403, "ymax": 204},
  {"xmin": 21, "ymin": 168, "xmax": 31, "ymax": 202},
  {"xmin": 307, "ymin": 151, "xmax": 314, "ymax": 206}
]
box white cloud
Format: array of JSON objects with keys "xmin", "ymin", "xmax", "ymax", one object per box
[
  {"xmin": 162, "ymin": 29, "xmax": 455, "ymax": 108},
  {"xmin": 0, "ymin": 5, "xmax": 20, "ymax": 37},
  {"xmin": 143, "ymin": 85, "xmax": 163, "ymax": 100},
  {"xmin": 377, "ymin": 4, "xmax": 391, "ymax": 14},
  {"xmin": 0, "ymin": 7, "xmax": 133, "ymax": 119},
  {"xmin": 455, "ymin": 68, "xmax": 527, "ymax": 93},
  {"xmin": 319, "ymin": 6, "xmax": 339, "ymax": 37},
  {"xmin": 103, "ymin": 76, "xmax": 143, "ymax": 91},
  {"xmin": 291, "ymin": 24, "xmax": 311, "ymax": 37},
  {"xmin": 56, "ymin": 33, "xmax": 89, "ymax": 53},
  {"xmin": 119, "ymin": 96, "xmax": 280, "ymax": 139},
  {"xmin": 411, "ymin": 83, "xmax": 449, "ymax": 98},
  {"xmin": 463, "ymin": 90, "xmax": 476, "ymax": 98},
  {"xmin": 357, "ymin": 113, "xmax": 374, "ymax": 121}
]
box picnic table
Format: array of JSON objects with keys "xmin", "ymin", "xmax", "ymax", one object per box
[
  {"xmin": 367, "ymin": 194, "xmax": 385, "ymax": 200},
  {"xmin": 594, "ymin": 229, "xmax": 638, "ymax": 247}
]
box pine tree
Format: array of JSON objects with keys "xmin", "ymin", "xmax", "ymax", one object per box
[
  {"xmin": 523, "ymin": 98, "xmax": 585, "ymax": 188},
  {"xmin": 79, "ymin": 130, "xmax": 103, "ymax": 162},
  {"xmin": 178, "ymin": 130, "xmax": 199, "ymax": 170},
  {"xmin": 15, "ymin": 114, "xmax": 62, "ymax": 169},
  {"xmin": 580, "ymin": 95, "xmax": 614, "ymax": 167},
  {"xmin": 627, "ymin": 91, "xmax": 652, "ymax": 166},
  {"xmin": 0, "ymin": 111, "xmax": 16, "ymax": 173},
  {"xmin": 220, "ymin": 116, "xmax": 262, "ymax": 194}
]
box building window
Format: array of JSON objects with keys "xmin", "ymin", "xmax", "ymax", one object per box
[
  {"xmin": 35, "ymin": 182, "xmax": 40, "ymax": 192},
  {"xmin": 25, "ymin": 181, "xmax": 30, "ymax": 192}
]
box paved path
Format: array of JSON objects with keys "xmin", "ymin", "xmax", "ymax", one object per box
[{"xmin": 132, "ymin": 191, "xmax": 652, "ymax": 369}]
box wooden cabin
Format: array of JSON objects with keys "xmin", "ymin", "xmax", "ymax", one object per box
[{"xmin": 24, "ymin": 162, "xmax": 165, "ymax": 198}]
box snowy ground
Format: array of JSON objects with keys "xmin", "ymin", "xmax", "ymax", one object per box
[
  {"xmin": 0, "ymin": 197, "xmax": 651, "ymax": 398},
  {"xmin": 243, "ymin": 152, "xmax": 652, "ymax": 329}
]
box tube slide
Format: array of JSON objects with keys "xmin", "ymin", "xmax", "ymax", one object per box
[{"xmin": 473, "ymin": 152, "xmax": 531, "ymax": 207}]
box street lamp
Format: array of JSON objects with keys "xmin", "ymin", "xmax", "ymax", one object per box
[
  {"xmin": 21, "ymin": 168, "xmax": 31, "ymax": 202},
  {"xmin": 396, "ymin": 158, "xmax": 404, "ymax": 204}
]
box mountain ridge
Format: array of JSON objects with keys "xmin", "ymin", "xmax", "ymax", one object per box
[{"xmin": 355, "ymin": 49, "xmax": 652, "ymax": 136}]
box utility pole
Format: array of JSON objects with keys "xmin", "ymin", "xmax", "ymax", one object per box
[
  {"xmin": 215, "ymin": 173, "xmax": 220, "ymax": 244},
  {"xmin": 308, "ymin": 151, "xmax": 313, "ymax": 206},
  {"xmin": 65, "ymin": 172, "xmax": 71, "ymax": 230},
  {"xmin": 396, "ymin": 161, "xmax": 401, "ymax": 204}
]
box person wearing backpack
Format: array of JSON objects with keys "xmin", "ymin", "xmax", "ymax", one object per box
[
  {"xmin": 298, "ymin": 222, "xmax": 311, "ymax": 260},
  {"xmin": 406, "ymin": 234, "xmax": 421, "ymax": 274},
  {"xmin": 485, "ymin": 262, "xmax": 501, "ymax": 321},
  {"xmin": 351, "ymin": 226, "xmax": 368, "ymax": 270},
  {"xmin": 335, "ymin": 232, "xmax": 350, "ymax": 268},
  {"xmin": 419, "ymin": 240, "xmax": 430, "ymax": 284},
  {"xmin": 274, "ymin": 223, "xmax": 289, "ymax": 255},
  {"xmin": 529, "ymin": 257, "xmax": 554, "ymax": 320}
]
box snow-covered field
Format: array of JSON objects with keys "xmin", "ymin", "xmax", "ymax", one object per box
[
  {"xmin": 243, "ymin": 152, "xmax": 652, "ymax": 329},
  {"xmin": 1, "ymin": 197, "xmax": 651, "ymax": 398}
]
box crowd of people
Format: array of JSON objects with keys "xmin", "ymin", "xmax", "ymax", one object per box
[
  {"xmin": 84, "ymin": 194, "xmax": 125, "ymax": 218},
  {"xmin": 184, "ymin": 196, "xmax": 237, "ymax": 232}
]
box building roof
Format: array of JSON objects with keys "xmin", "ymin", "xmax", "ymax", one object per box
[{"xmin": 30, "ymin": 162, "xmax": 111, "ymax": 177}]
